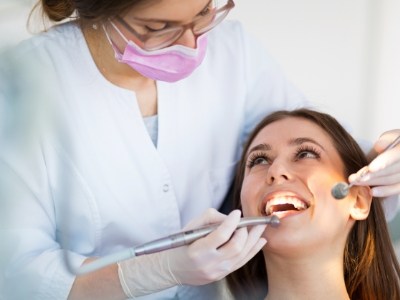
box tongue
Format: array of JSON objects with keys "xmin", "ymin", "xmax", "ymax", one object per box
[{"xmin": 270, "ymin": 204, "xmax": 297, "ymax": 213}]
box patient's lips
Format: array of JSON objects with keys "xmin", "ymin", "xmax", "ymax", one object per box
[{"xmin": 263, "ymin": 192, "xmax": 310, "ymax": 217}]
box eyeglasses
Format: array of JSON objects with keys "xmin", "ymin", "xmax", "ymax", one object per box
[{"xmin": 113, "ymin": 0, "xmax": 235, "ymax": 51}]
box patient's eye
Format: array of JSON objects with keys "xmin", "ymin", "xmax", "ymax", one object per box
[
  {"xmin": 294, "ymin": 145, "xmax": 321, "ymax": 161},
  {"xmin": 247, "ymin": 152, "xmax": 271, "ymax": 168}
]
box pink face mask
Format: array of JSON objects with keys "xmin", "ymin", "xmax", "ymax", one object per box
[{"xmin": 103, "ymin": 22, "xmax": 208, "ymax": 82}]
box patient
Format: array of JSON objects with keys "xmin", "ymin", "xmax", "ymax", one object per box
[{"xmin": 226, "ymin": 109, "xmax": 400, "ymax": 300}]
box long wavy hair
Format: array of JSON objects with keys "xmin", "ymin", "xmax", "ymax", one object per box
[{"xmin": 226, "ymin": 108, "xmax": 400, "ymax": 300}]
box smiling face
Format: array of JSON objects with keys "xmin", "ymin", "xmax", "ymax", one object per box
[{"xmin": 240, "ymin": 117, "xmax": 360, "ymax": 256}]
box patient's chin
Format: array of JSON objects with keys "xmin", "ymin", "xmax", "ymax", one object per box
[{"xmin": 263, "ymin": 223, "xmax": 316, "ymax": 256}]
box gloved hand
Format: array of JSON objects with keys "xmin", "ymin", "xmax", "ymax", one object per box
[
  {"xmin": 349, "ymin": 129, "xmax": 400, "ymax": 197},
  {"xmin": 118, "ymin": 208, "xmax": 267, "ymax": 297}
]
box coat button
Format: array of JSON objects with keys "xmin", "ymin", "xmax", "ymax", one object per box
[{"xmin": 163, "ymin": 184, "xmax": 169, "ymax": 192}]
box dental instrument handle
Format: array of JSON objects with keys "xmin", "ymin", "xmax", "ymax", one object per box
[
  {"xmin": 134, "ymin": 215, "xmax": 280, "ymax": 256},
  {"xmin": 72, "ymin": 216, "xmax": 279, "ymax": 275},
  {"xmin": 384, "ymin": 135, "xmax": 400, "ymax": 150}
]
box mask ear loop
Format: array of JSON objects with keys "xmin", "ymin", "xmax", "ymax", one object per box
[{"xmin": 102, "ymin": 20, "xmax": 129, "ymax": 47}]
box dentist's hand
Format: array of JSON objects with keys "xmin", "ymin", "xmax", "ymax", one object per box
[
  {"xmin": 349, "ymin": 129, "xmax": 400, "ymax": 197},
  {"xmin": 167, "ymin": 208, "xmax": 267, "ymax": 285},
  {"xmin": 117, "ymin": 209, "xmax": 267, "ymax": 297}
]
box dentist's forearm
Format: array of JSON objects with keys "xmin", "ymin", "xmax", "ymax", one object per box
[{"xmin": 68, "ymin": 258, "xmax": 126, "ymax": 300}]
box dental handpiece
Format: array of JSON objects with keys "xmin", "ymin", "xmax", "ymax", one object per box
[
  {"xmin": 73, "ymin": 215, "xmax": 280, "ymax": 275},
  {"xmin": 331, "ymin": 135, "xmax": 400, "ymax": 200}
]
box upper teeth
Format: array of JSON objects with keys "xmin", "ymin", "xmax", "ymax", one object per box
[{"xmin": 265, "ymin": 196, "xmax": 308, "ymax": 215}]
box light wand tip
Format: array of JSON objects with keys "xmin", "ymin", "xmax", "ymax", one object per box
[{"xmin": 331, "ymin": 182, "xmax": 349, "ymax": 200}]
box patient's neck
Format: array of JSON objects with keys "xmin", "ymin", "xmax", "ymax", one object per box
[{"xmin": 264, "ymin": 252, "xmax": 350, "ymax": 300}]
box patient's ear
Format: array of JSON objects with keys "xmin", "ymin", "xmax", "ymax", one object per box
[{"xmin": 349, "ymin": 186, "xmax": 372, "ymax": 220}]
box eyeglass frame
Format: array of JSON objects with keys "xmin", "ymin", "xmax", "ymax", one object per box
[{"xmin": 112, "ymin": 0, "xmax": 235, "ymax": 50}]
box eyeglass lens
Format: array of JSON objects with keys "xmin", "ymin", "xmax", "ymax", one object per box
[{"xmin": 141, "ymin": 0, "xmax": 234, "ymax": 50}]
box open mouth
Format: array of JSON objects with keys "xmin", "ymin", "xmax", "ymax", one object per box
[{"xmin": 265, "ymin": 196, "xmax": 309, "ymax": 216}]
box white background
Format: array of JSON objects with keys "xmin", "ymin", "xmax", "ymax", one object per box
[{"xmin": 228, "ymin": 0, "xmax": 400, "ymax": 142}]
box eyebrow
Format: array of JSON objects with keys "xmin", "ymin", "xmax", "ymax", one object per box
[
  {"xmin": 246, "ymin": 143, "xmax": 271, "ymax": 156},
  {"xmin": 246, "ymin": 137, "xmax": 325, "ymax": 156},
  {"xmin": 131, "ymin": 0, "xmax": 213, "ymax": 23},
  {"xmin": 289, "ymin": 137, "xmax": 325, "ymax": 150}
]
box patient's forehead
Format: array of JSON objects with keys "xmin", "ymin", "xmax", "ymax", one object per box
[{"xmin": 250, "ymin": 117, "xmax": 334, "ymax": 148}]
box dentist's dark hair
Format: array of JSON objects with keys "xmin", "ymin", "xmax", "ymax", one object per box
[
  {"xmin": 33, "ymin": 0, "xmax": 148, "ymax": 23},
  {"xmin": 226, "ymin": 108, "xmax": 400, "ymax": 300}
]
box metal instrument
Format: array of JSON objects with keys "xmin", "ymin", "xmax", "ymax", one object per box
[{"xmin": 72, "ymin": 215, "xmax": 280, "ymax": 275}]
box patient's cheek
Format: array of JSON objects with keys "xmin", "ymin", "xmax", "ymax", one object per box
[
  {"xmin": 240, "ymin": 198, "xmax": 256, "ymax": 217},
  {"xmin": 240, "ymin": 177, "xmax": 262, "ymax": 216}
]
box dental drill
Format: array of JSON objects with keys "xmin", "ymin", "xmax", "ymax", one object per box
[
  {"xmin": 70, "ymin": 215, "xmax": 280, "ymax": 275},
  {"xmin": 331, "ymin": 135, "xmax": 400, "ymax": 199}
]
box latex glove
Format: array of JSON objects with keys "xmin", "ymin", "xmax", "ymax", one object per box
[
  {"xmin": 118, "ymin": 209, "xmax": 267, "ymax": 297},
  {"xmin": 167, "ymin": 208, "xmax": 267, "ymax": 285},
  {"xmin": 349, "ymin": 129, "xmax": 400, "ymax": 197}
]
